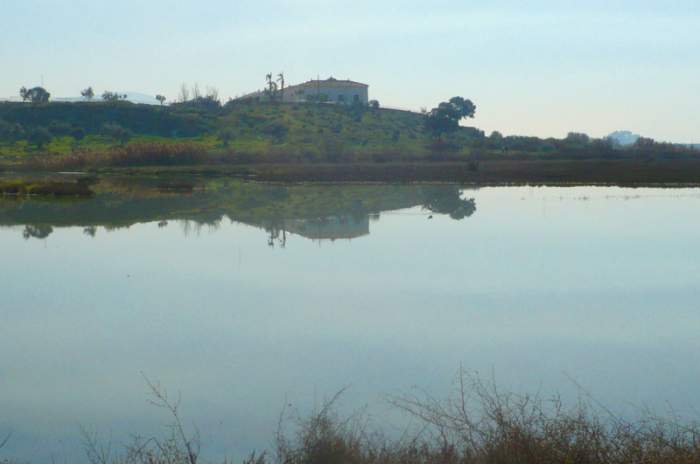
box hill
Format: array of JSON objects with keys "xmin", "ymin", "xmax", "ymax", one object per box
[
  {"xmin": 0, "ymin": 100, "xmax": 698, "ymax": 171},
  {"xmin": 0, "ymin": 100, "xmax": 486, "ymax": 162}
]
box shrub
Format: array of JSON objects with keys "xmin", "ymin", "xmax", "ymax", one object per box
[
  {"xmin": 48, "ymin": 120, "xmax": 72, "ymax": 136},
  {"xmin": 70, "ymin": 126, "xmax": 86, "ymax": 142},
  {"xmin": 219, "ymin": 128, "xmax": 235, "ymax": 147},
  {"xmin": 262, "ymin": 122, "xmax": 289, "ymax": 141},
  {"xmin": 101, "ymin": 123, "xmax": 132, "ymax": 145},
  {"xmin": 28, "ymin": 127, "xmax": 52, "ymax": 149}
]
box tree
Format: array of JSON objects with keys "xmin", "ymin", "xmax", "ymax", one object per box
[
  {"xmin": 422, "ymin": 186, "xmax": 477, "ymax": 220},
  {"xmin": 81, "ymin": 87, "xmax": 95, "ymax": 101},
  {"xmin": 205, "ymin": 87, "xmax": 219, "ymax": 101},
  {"xmin": 265, "ymin": 73, "xmax": 278, "ymax": 100},
  {"xmin": 70, "ymin": 126, "xmax": 86, "ymax": 142},
  {"xmin": 565, "ymin": 132, "xmax": 590, "ymax": 144},
  {"xmin": 175, "ymin": 91, "xmax": 221, "ymax": 110},
  {"xmin": 9, "ymin": 123, "xmax": 25, "ymax": 141},
  {"xmin": 102, "ymin": 91, "xmax": 127, "ymax": 102},
  {"xmin": 424, "ymin": 96, "xmax": 476, "ymax": 138},
  {"xmin": 634, "ymin": 137, "xmax": 656, "ymax": 150},
  {"xmin": 448, "ymin": 97, "xmax": 477, "ymax": 119},
  {"xmin": 489, "ymin": 131, "xmax": 504, "ymax": 149},
  {"xmin": 156, "ymin": 95, "xmax": 167, "ymax": 105},
  {"xmin": 23, "ymin": 224, "xmax": 53, "ymax": 240},
  {"xmin": 179, "ymin": 83, "xmax": 190, "ymax": 103},
  {"xmin": 277, "ymin": 72, "xmax": 285, "ymax": 100},
  {"xmin": 219, "ymin": 128, "xmax": 235, "ymax": 147},
  {"xmin": 28, "ymin": 127, "xmax": 52, "ymax": 149},
  {"xmin": 70, "ymin": 126, "xmax": 86, "ymax": 151},
  {"xmin": 20, "ymin": 86, "xmax": 50, "ymax": 104},
  {"xmin": 0, "ymin": 120, "xmax": 10, "ymax": 140},
  {"xmin": 101, "ymin": 123, "xmax": 132, "ymax": 145},
  {"xmin": 369, "ymin": 100, "xmax": 380, "ymax": 109},
  {"xmin": 48, "ymin": 121, "xmax": 72, "ymax": 136}
]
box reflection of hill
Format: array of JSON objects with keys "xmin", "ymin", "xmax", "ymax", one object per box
[
  {"xmin": 0, "ymin": 177, "xmax": 476, "ymax": 243},
  {"xmin": 286, "ymin": 216, "xmax": 370, "ymax": 241}
]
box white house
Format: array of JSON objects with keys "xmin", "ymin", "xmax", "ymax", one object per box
[{"xmin": 238, "ymin": 77, "xmax": 369, "ymax": 105}]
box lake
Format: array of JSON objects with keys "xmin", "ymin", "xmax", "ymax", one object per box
[{"xmin": 1, "ymin": 177, "xmax": 699, "ymax": 463}]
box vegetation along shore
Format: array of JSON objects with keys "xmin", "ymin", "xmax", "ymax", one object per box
[
  {"xmin": 3, "ymin": 372, "xmax": 698, "ymax": 464},
  {"xmin": 1, "ymin": 87, "xmax": 699, "ymax": 183}
]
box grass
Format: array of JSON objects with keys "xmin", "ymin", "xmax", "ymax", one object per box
[
  {"xmin": 0, "ymin": 178, "xmax": 94, "ymax": 196},
  {"xmin": 23, "ymin": 142, "xmax": 214, "ymax": 170},
  {"xmin": 51, "ymin": 371, "xmax": 700, "ymax": 464}
]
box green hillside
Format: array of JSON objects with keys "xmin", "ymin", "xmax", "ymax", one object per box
[
  {"xmin": 0, "ymin": 100, "xmax": 696, "ymax": 170},
  {"xmin": 0, "ymin": 101, "xmax": 486, "ymax": 163}
]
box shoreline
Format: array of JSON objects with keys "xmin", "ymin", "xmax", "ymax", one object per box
[{"xmin": 4, "ymin": 159, "xmax": 700, "ymax": 186}]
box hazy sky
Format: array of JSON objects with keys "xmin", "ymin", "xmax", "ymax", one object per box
[{"xmin": 1, "ymin": 1, "xmax": 698, "ymax": 142}]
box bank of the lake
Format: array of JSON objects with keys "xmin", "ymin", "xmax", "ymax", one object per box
[
  {"xmin": 6, "ymin": 159, "xmax": 696, "ymax": 185},
  {"xmin": 2, "ymin": 101, "xmax": 699, "ymax": 184}
]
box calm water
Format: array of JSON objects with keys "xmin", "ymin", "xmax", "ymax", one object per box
[{"xmin": 1, "ymin": 178, "xmax": 699, "ymax": 462}]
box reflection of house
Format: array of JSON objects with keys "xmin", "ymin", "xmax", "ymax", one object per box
[
  {"xmin": 285, "ymin": 215, "xmax": 370, "ymax": 241},
  {"xmin": 239, "ymin": 77, "xmax": 369, "ymax": 105}
]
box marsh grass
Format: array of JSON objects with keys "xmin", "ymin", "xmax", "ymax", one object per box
[
  {"xmin": 25, "ymin": 142, "xmax": 214, "ymax": 170},
  {"xmin": 69, "ymin": 371, "xmax": 700, "ymax": 464},
  {"xmin": 0, "ymin": 178, "xmax": 94, "ymax": 196}
]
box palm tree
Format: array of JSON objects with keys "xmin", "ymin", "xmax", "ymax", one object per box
[
  {"xmin": 81, "ymin": 87, "xmax": 95, "ymax": 101},
  {"xmin": 265, "ymin": 73, "xmax": 278, "ymax": 100},
  {"xmin": 277, "ymin": 72, "xmax": 285, "ymax": 101}
]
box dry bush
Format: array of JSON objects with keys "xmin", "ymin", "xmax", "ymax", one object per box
[
  {"xmin": 76, "ymin": 371, "xmax": 700, "ymax": 464},
  {"xmin": 388, "ymin": 369, "xmax": 700, "ymax": 464},
  {"xmin": 274, "ymin": 389, "xmax": 374, "ymax": 464},
  {"xmin": 82, "ymin": 375, "xmax": 200, "ymax": 464},
  {"xmin": 273, "ymin": 370, "xmax": 700, "ymax": 464}
]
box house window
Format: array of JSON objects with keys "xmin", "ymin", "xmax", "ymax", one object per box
[{"xmin": 353, "ymin": 95, "xmax": 360, "ymax": 102}]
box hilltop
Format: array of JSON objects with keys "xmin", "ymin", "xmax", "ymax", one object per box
[{"xmin": 52, "ymin": 92, "xmax": 161, "ymax": 105}]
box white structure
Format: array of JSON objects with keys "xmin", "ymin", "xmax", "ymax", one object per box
[{"xmin": 239, "ymin": 77, "xmax": 369, "ymax": 105}]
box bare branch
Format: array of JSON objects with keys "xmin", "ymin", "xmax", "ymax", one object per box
[
  {"xmin": 141, "ymin": 372, "xmax": 200, "ymax": 464},
  {"xmin": 0, "ymin": 430, "xmax": 12, "ymax": 449}
]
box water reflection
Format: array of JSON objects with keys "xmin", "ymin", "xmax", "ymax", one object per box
[
  {"xmin": 2, "ymin": 182, "xmax": 700, "ymax": 464},
  {"xmin": 0, "ymin": 177, "xmax": 477, "ymax": 244}
]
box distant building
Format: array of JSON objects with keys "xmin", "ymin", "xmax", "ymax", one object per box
[{"xmin": 238, "ymin": 77, "xmax": 369, "ymax": 105}]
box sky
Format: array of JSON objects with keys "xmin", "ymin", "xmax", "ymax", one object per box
[{"xmin": 1, "ymin": 0, "xmax": 698, "ymax": 142}]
